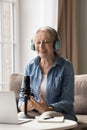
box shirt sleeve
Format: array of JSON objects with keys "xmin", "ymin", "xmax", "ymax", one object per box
[{"xmin": 50, "ymin": 61, "xmax": 75, "ymax": 115}]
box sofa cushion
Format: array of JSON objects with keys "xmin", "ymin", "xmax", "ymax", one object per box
[
  {"xmin": 74, "ymin": 74, "xmax": 87, "ymax": 114},
  {"xmin": 9, "ymin": 73, "xmax": 23, "ymax": 101},
  {"xmin": 76, "ymin": 115, "xmax": 87, "ymax": 124}
]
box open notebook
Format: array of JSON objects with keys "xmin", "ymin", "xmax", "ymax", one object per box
[
  {"xmin": 0, "ymin": 91, "xmax": 33, "ymax": 124},
  {"xmin": 36, "ymin": 111, "xmax": 64, "ymax": 123}
]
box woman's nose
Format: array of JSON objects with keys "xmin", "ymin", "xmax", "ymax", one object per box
[{"xmin": 40, "ymin": 42, "xmax": 45, "ymax": 49}]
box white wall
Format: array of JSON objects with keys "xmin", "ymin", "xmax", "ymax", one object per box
[
  {"xmin": 19, "ymin": 0, "xmax": 58, "ymax": 72},
  {"xmin": 78, "ymin": 0, "xmax": 87, "ymax": 74},
  {"xmin": 19, "ymin": 0, "xmax": 87, "ymax": 74}
]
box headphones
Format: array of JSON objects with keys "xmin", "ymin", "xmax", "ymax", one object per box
[{"xmin": 31, "ymin": 26, "xmax": 61, "ymax": 51}]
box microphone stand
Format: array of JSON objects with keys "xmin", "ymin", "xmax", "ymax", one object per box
[{"xmin": 24, "ymin": 93, "xmax": 28, "ymax": 115}]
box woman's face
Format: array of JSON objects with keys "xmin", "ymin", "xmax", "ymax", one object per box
[{"xmin": 34, "ymin": 30, "xmax": 55, "ymax": 59}]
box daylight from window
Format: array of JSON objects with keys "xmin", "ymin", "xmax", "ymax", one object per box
[{"xmin": 0, "ymin": 0, "xmax": 15, "ymax": 90}]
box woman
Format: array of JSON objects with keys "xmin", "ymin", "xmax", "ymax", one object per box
[{"xmin": 18, "ymin": 26, "xmax": 77, "ymax": 121}]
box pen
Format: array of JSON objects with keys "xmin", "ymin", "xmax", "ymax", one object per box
[{"xmin": 43, "ymin": 116, "xmax": 54, "ymax": 120}]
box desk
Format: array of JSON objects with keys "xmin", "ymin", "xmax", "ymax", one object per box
[{"xmin": 0, "ymin": 119, "xmax": 77, "ymax": 130}]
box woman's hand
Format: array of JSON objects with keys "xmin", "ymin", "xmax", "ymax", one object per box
[
  {"xmin": 20, "ymin": 96, "xmax": 36, "ymax": 112},
  {"xmin": 29, "ymin": 94, "xmax": 53, "ymax": 114},
  {"xmin": 20, "ymin": 94, "xmax": 53, "ymax": 113}
]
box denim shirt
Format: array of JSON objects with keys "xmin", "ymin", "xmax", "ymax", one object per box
[{"xmin": 18, "ymin": 54, "xmax": 77, "ymax": 121}]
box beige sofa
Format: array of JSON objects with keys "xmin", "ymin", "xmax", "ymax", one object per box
[
  {"xmin": 8, "ymin": 73, "xmax": 87, "ymax": 130},
  {"xmin": 74, "ymin": 75, "xmax": 87, "ymax": 130}
]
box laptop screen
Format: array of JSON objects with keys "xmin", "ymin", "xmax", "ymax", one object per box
[{"xmin": 0, "ymin": 91, "xmax": 19, "ymax": 124}]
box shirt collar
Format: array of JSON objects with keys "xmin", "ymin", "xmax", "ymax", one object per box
[{"xmin": 34, "ymin": 53, "xmax": 64, "ymax": 67}]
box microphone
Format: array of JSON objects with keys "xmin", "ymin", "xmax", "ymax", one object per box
[
  {"xmin": 24, "ymin": 76, "xmax": 30, "ymax": 98},
  {"xmin": 24, "ymin": 76, "xmax": 30, "ymax": 115},
  {"xmin": 23, "ymin": 76, "xmax": 35, "ymax": 118}
]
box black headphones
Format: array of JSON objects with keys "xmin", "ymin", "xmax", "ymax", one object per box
[{"xmin": 31, "ymin": 26, "xmax": 61, "ymax": 51}]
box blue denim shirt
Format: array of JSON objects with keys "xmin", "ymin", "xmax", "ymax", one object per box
[{"xmin": 18, "ymin": 54, "xmax": 77, "ymax": 121}]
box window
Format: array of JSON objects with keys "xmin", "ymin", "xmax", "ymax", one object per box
[{"xmin": 0, "ymin": 0, "xmax": 16, "ymax": 90}]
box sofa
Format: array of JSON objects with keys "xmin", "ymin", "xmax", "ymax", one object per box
[
  {"xmin": 73, "ymin": 74, "xmax": 87, "ymax": 130},
  {"xmin": 8, "ymin": 73, "xmax": 87, "ymax": 130}
]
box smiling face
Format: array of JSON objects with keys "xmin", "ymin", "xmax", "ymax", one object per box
[{"xmin": 33, "ymin": 28, "xmax": 56, "ymax": 59}]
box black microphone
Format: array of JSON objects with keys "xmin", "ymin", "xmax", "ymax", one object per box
[
  {"xmin": 24, "ymin": 76, "xmax": 30, "ymax": 98},
  {"xmin": 23, "ymin": 76, "xmax": 35, "ymax": 118},
  {"xmin": 24, "ymin": 76, "xmax": 30, "ymax": 115}
]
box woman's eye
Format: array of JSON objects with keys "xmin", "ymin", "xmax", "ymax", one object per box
[
  {"xmin": 44, "ymin": 41, "xmax": 50, "ymax": 44},
  {"xmin": 35, "ymin": 41, "xmax": 50, "ymax": 45},
  {"xmin": 36, "ymin": 42, "xmax": 40, "ymax": 44}
]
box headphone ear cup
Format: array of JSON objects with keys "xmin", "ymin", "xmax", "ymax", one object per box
[
  {"xmin": 54, "ymin": 39, "xmax": 61, "ymax": 51},
  {"xmin": 31, "ymin": 40, "xmax": 35, "ymax": 50}
]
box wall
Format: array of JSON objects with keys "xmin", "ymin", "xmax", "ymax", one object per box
[
  {"xmin": 19, "ymin": 0, "xmax": 87, "ymax": 74},
  {"xmin": 78, "ymin": 0, "xmax": 87, "ymax": 74},
  {"xmin": 19, "ymin": 0, "xmax": 58, "ymax": 72}
]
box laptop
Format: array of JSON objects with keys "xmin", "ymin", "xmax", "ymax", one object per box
[{"xmin": 0, "ymin": 91, "xmax": 33, "ymax": 124}]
